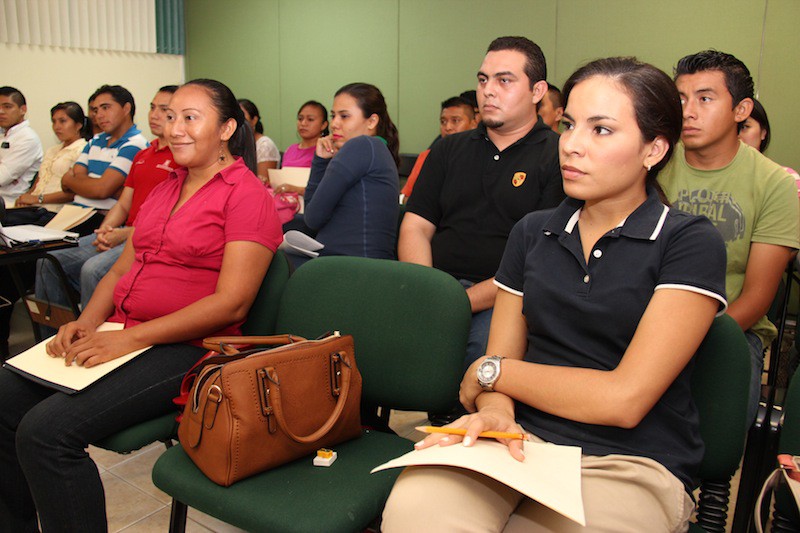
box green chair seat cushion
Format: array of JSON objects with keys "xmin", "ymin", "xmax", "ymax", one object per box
[
  {"xmin": 94, "ymin": 413, "xmax": 177, "ymax": 453},
  {"xmin": 152, "ymin": 429, "xmax": 412, "ymax": 533}
]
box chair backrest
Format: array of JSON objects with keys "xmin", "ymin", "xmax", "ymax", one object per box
[
  {"xmin": 692, "ymin": 314, "xmax": 751, "ymax": 481},
  {"xmin": 779, "ymin": 367, "xmax": 800, "ymax": 454},
  {"xmin": 241, "ymin": 250, "xmax": 292, "ymax": 335},
  {"xmin": 275, "ymin": 256, "xmax": 471, "ymax": 412}
]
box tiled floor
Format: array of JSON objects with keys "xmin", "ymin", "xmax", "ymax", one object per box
[{"xmin": 9, "ymin": 302, "xmax": 428, "ymax": 532}]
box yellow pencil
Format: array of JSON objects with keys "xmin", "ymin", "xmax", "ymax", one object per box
[{"xmin": 415, "ymin": 426, "xmax": 528, "ymax": 441}]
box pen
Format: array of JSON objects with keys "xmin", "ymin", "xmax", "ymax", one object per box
[{"xmin": 415, "ymin": 426, "xmax": 528, "ymax": 441}]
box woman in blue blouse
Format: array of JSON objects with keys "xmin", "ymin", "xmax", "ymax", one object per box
[{"xmin": 297, "ymin": 83, "xmax": 399, "ymax": 264}]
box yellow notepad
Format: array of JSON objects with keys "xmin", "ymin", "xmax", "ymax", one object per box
[{"xmin": 4, "ymin": 322, "xmax": 152, "ymax": 394}]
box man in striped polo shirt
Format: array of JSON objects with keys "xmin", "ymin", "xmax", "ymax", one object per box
[{"xmin": 60, "ymin": 85, "xmax": 148, "ymax": 223}]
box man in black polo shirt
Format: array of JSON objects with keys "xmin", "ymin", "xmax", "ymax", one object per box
[{"xmin": 399, "ymin": 36, "xmax": 564, "ymax": 368}]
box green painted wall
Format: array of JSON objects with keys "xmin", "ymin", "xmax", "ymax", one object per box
[{"xmin": 185, "ymin": 0, "xmax": 799, "ymax": 169}]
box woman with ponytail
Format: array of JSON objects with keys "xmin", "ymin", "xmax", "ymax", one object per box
[
  {"xmin": 238, "ymin": 98, "xmax": 280, "ymax": 183},
  {"xmin": 295, "ymin": 82, "xmax": 399, "ymax": 265},
  {"xmin": 0, "ymin": 79, "xmax": 283, "ymax": 532}
]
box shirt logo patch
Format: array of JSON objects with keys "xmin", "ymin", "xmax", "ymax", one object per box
[
  {"xmin": 512, "ymin": 172, "xmax": 526, "ymax": 187},
  {"xmin": 156, "ymin": 159, "xmax": 176, "ymax": 173}
]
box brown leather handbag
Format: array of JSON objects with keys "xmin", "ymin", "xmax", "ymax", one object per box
[{"xmin": 177, "ymin": 333, "xmax": 362, "ymax": 486}]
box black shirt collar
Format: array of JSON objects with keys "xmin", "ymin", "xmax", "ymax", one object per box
[
  {"xmin": 544, "ymin": 185, "xmax": 670, "ymax": 241},
  {"xmin": 469, "ymin": 116, "xmax": 553, "ymax": 149}
]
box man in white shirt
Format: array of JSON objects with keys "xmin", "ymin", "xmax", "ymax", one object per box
[{"xmin": 0, "ymin": 87, "xmax": 43, "ymax": 207}]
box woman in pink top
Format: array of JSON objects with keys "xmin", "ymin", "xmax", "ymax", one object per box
[
  {"xmin": 0, "ymin": 79, "xmax": 283, "ymax": 532},
  {"xmin": 275, "ymin": 100, "xmax": 329, "ymax": 196}
]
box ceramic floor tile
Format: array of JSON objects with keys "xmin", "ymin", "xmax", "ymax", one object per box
[
  {"xmin": 89, "ymin": 445, "xmax": 136, "ymax": 470},
  {"xmin": 389, "ymin": 410, "xmax": 428, "ymax": 442},
  {"xmin": 187, "ymin": 508, "xmax": 249, "ymax": 533},
  {"xmin": 117, "ymin": 507, "xmax": 211, "ymax": 532},
  {"xmin": 108, "ymin": 445, "xmax": 171, "ymax": 504},
  {"xmin": 101, "ymin": 471, "xmax": 166, "ymax": 532}
]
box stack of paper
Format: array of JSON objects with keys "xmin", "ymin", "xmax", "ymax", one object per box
[{"xmin": 372, "ymin": 439, "xmax": 586, "ymax": 525}]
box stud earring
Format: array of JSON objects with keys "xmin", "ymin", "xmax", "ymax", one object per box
[{"xmin": 646, "ymin": 164, "xmax": 652, "ymax": 172}]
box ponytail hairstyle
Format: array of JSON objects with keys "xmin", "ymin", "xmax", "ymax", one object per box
[
  {"xmin": 184, "ymin": 79, "xmax": 257, "ymax": 174},
  {"xmin": 563, "ymin": 57, "xmax": 682, "ymax": 205},
  {"xmin": 237, "ymin": 98, "xmax": 264, "ymax": 134},
  {"xmin": 334, "ymin": 83, "xmax": 400, "ymax": 168},
  {"xmin": 51, "ymin": 101, "xmax": 92, "ymax": 140}
]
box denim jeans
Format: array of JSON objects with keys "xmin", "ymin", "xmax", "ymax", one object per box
[
  {"xmin": 459, "ymin": 279, "xmax": 495, "ymax": 372},
  {"xmin": 0, "ymin": 343, "xmax": 205, "ymax": 532},
  {"xmin": 35, "ymin": 234, "xmax": 123, "ymax": 310},
  {"xmin": 744, "ymin": 329, "xmax": 765, "ymax": 427}
]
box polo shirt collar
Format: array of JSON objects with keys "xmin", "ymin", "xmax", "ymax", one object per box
[
  {"xmin": 2, "ymin": 119, "xmax": 29, "ymax": 137},
  {"xmin": 544, "ymin": 185, "xmax": 670, "ymax": 241},
  {"xmin": 170, "ymin": 156, "xmax": 248, "ymax": 185},
  {"xmin": 99, "ymin": 124, "xmax": 142, "ymax": 149},
  {"xmin": 469, "ymin": 116, "xmax": 551, "ymax": 148},
  {"xmin": 150, "ymin": 138, "xmax": 169, "ymax": 152}
]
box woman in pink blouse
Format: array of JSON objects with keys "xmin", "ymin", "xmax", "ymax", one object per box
[{"xmin": 0, "ymin": 79, "xmax": 283, "ymax": 532}]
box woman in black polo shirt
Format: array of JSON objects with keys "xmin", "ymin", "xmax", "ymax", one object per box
[{"xmin": 383, "ymin": 58, "xmax": 727, "ymax": 532}]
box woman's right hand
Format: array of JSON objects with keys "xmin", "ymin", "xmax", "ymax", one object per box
[
  {"xmin": 15, "ymin": 193, "xmax": 36, "ymax": 206},
  {"xmin": 414, "ymin": 406, "xmax": 527, "ymax": 462},
  {"xmin": 315, "ymin": 135, "xmax": 337, "ymax": 159},
  {"xmin": 46, "ymin": 320, "xmax": 97, "ymax": 359}
]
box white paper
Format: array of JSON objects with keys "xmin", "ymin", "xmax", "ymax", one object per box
[
  {"xmin": 372, "ymin": 439, "xmax": 585, "ymax": 526},
  {"xmin": 278, "ymin": 229, "xmax": 324, "ymax": 258},
  {"xmin": 0, "ymin": 221, "xmax": 78, "ymax": 243},
  {"xmin": 45, "ymin": 204, "xmax": 96, "ymax": 230},
  {"xmin": 4, "ymin": 322, "xmax": 153, "ymax": 393}
]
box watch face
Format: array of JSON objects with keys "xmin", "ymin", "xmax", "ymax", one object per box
[{"xmin": 479, "ymin": 361, "xmax": 497, "ymax": 382}]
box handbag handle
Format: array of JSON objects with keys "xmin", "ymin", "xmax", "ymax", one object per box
[
  {"xmin": 202, "ymin": 334, "xmax": 306, "ymax": 354},
  {"xmin": 268, "ymin": 350, "xmax": 354, "ymax": 444}
]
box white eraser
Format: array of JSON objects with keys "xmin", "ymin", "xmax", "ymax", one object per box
[{"xmin": 313, "ymin": 451, "xmax": 338, "ymax": 467}]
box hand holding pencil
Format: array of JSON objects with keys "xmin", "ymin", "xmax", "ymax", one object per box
[{"xmin": 413, "ymin": 410, "xmax": 528, "ymax": 463}]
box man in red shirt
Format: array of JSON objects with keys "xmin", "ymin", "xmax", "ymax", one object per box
[
  {"xmin": 35, "ymin": 86, "xmax": 179, "ymax": 312},
  {"xmin": 399, "ymin": 96, "xmax": 477, "ymax": 202}
]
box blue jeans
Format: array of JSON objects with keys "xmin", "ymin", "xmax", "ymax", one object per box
[
  {"xmin": 0, "ymin": 343, "xmax": 205, "ymax": 532},
  {"xmin": 459, "ymin": 279, "xmax": 494, "ymax": 371},
  {"xmin": 745, "ymin": 330, "xmax": 765, "ymax": 426},
  {"xmin": 35, "ymin": 234, "xmax": 124, "ymax": 310}
]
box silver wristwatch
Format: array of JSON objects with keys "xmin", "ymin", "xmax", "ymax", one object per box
[{"xmin": 477, "ymin": 355, "xmax": 504, "ymax": 392}]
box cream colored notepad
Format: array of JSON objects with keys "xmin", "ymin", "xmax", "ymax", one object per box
[
  {"xmin": 45, "ymin": 204, "xmax": 96, "ymax": 230},
  {"xmin": 3, "ymin": 322, "xmax": 152, "ymax": 394},
  {"xmin": 372, "ymin": 439, "xmax": 586, "ymax": 526}
]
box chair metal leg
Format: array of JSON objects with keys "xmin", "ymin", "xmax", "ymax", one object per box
[
  {"xmin": 168, "ymin": 499, "xmax": 188, "ymax": 533},
  {"xmin": 696, "ymin": 479, "xmax": 731, "ymax": 533}
]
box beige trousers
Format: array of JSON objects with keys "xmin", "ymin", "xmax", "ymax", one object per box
[{"xmin": 381, "ymin": 438, "xmax": 693, "ymax": 533}]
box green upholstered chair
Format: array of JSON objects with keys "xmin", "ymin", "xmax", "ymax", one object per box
[
  {"xmin": 688, "ymin": 314, "xmax": 751, "ymax": 532},
  {"xmin": 92, "ymin": 250, "xmax": 292, "ymax": 454},
  {"xmin": 764, "ymin": 367, "xmax": 800, "ymax": 530},
  {"xmin": 151, "ymin": 256, "xmax": 471, "ymax": 533}
]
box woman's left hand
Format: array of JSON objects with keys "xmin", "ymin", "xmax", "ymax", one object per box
[
  {"xmin": 460, "ymin": 356, "xmax": 491, "ymax": 413},
  {"xmin": 61, "ymin": 329, "xmax": 143, "ymax": 368}
]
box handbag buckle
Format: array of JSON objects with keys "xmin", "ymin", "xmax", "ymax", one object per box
[
  {"xmin": 258, "ymin": 368, "xmax": 278, "ymax": 433},
  {"xmin": 330, "ymin": 352, "xmax": 348, "ymax": 397}
]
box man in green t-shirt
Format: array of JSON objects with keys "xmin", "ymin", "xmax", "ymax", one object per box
[{"xmin": 659, "ymin": 50, "xmax": 800, "ymax": 424}]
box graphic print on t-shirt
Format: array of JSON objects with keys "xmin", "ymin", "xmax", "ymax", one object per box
[{"xmin": 673, "ymin": 188, "xmax": 745, "ymax": 242}]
